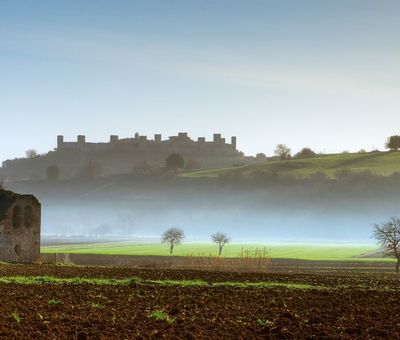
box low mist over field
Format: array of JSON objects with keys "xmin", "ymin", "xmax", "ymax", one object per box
[{"xmin": 7, "ymin": 169, "xmax": 400, "ymax": 243}]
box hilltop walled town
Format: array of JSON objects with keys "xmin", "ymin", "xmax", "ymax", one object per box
[
  {"xmin": 56, "ymin": 132, "xmax": 238, "ymax": 155},
  {"xmin": 0, "ymin": 133, "xmax": 244, "ymax": 180}
]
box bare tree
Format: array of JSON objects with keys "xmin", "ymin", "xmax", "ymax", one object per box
[
  {"xmin": 274, "ymin": 144, "xmax": 291, "ymax": 160},
  {"xmin": 373, "ymin": 217, "xmax": 400, "ymax": 273},
  {"xmin": 162, "ymin": 227, "xmax": 184, "ymax": 255},
  {"xmin": 212, "ymin": 232, "xmax": 231, "ymax": 256},
  {"xmin": 25, "ymin": 149, "xmax": 38, "ymax": 159}
]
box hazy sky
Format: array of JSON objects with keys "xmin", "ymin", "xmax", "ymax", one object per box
[{"xmin": 1, "ymin": 0, "xmax": 399, "ymax": 162}]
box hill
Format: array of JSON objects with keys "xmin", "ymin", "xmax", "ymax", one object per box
[
  {"xmin": 0, "ymin": 133, "xmax": 245, "ymax": 181},
  {"xmin": 180, "ymin": 151, "xmax": 400, "ymax": 179}
]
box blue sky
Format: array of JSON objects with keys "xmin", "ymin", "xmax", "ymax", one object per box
[{"xmin": 0, "ymin": 1, "xmax": 399, "ymax": 161}]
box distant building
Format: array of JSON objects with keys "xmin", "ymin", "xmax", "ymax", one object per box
[
  {"xmin": 56, "ymin": 132, "xmax": 238, "ymax": 155},
  {"xmin": 0, "ymin": 189, "xmax": 41, "ymax": 263}
]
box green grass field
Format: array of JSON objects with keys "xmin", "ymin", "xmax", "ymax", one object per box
[
  {"xmin": 41, "ymin": 242, "xmax": 390, "ymax": 261},
  {"xmin": 180, "ymin": 151, "xmax": 400, "ymax": 179}
]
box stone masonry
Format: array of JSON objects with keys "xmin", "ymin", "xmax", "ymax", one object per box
[{"xmin": 0, "ymin": 189, "xmax": 41, "ymax": 263}]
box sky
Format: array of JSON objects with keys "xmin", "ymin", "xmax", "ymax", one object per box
[{"xmin": 0, "ymin": 0, "xmax": 399, "ymax": 162}]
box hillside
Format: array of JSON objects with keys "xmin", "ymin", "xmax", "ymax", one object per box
[
  {"xmin": 7, "ymin": 151, "xmax": 400, "ymax": 241},
  {"xmin": 180, "ymin": 151, "xmax": 400, "ymax": 179}
]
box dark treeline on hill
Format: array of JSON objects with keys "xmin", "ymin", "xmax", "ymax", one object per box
[
  {"xmin": 7, "ymin": 169, "xmax": 400, "ymax": 191},
  {"xmin": 7, "ymin": 168, "xmax": 400, "ymax": 211},
  {"xmin": 6, "ymin": 165, "xmax": 400, "ymax": 200}
]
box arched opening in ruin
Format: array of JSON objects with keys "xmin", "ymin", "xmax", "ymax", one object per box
[
  {"xmin": 12, "ymin": 206, "xmax": 22, "ymax": 229},
  {"xmin": 14, "ymin": 244, "xmax": 22, "ymax": 256},
  {"xmin": 24, "ymin": 206, "xmax": 33, "ymax": 227}
]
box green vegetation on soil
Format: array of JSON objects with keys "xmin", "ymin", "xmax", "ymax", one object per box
[
  {"xmin": 149, "ymin": 310, "xmax": 176, "ymax": 325},
  {"xmin": 42, "ymin": 242, "xmax": 383, "ymax": 261},
  {"xmin": 181, "ymin": 151, "xmax": 400, "ymax": 178},
  {"xmin": 149, "ymin": 279, "xmax": 209, "ymax": 287},
  {"xmin": 0, "ymin": 275, "xmax": 124, "ymax": 286},
  {"xmin": 0, "ymin": 275, "xmax": 319, "ymax": 290}
]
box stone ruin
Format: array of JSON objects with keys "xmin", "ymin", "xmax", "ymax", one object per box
[{"xmin": 0, "ymin": 189, "xmax": 41, "ymax": 263}]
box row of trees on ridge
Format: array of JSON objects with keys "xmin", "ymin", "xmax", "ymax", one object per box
[{"xmin": 273, "ymin": 135, "xmax": 400, "ymax": 161}]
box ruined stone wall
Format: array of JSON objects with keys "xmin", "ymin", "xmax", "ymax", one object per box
[{"xmin": 0, "ymin": 194, "xmax": 40, "ymax": 263}]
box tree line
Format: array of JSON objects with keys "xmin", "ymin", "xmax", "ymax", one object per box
[{"xmin": 272, "ymin": 134, "xmax": 400, "ymax": 160}]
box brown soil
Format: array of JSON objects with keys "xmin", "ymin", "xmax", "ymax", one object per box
[
  {"xmin": 41, "ymin": 253, "xmax": 397, "ymax": 273},
  {"xmin": 0, "ymin": 264, "xmax": 399, "ymax": 339}
]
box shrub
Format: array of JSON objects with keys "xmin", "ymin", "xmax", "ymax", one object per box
[{"xmin": 294, "ymin": 148, "xmax": 316, "ymax": 159}]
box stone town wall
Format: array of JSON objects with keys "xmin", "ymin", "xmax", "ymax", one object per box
[{"xmin": 56, "ymin": 133, "xmax": 238, "ymax": 155}]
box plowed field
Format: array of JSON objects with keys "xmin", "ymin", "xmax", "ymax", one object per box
[{"xmin": 0, "ymin": 264, "xmax": 399, "ymax": 339}]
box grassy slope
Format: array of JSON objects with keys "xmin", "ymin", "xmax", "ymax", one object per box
[
  {"xmin": 180, "ymin": 151, "xmax": 400, "ymax": 178},
  {"xmin": 41, "ymin": 242, "xmax": 388, "ymax": 261}
]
